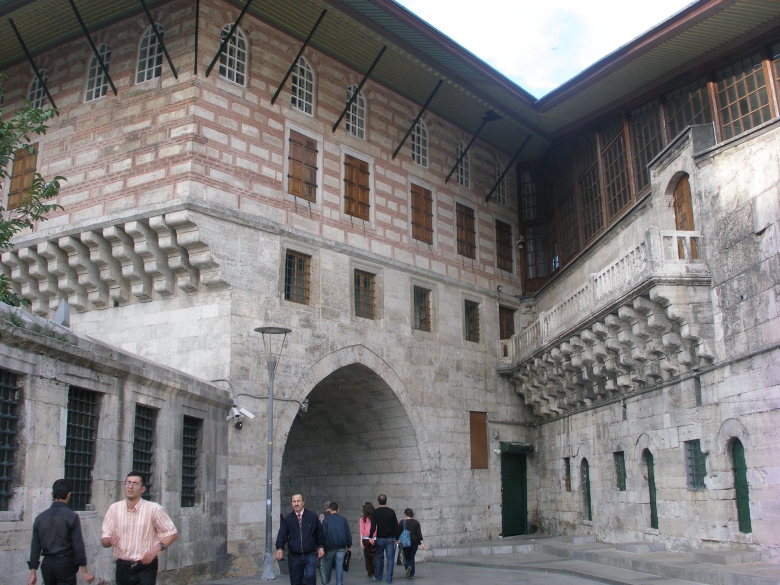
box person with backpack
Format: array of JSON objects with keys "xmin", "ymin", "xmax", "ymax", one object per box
[{"xmin": 397, "ymin": 509, "xmax": 423, "ymax": 579}]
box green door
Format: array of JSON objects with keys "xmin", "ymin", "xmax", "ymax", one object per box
[
  {"xmin": 581, "ymin": 458, "xmax": 592, "ymax": 521},
  {"xmin": 646, "ymin": 450, "xmax": 658, "ymax": 529},
  {"xmin": 732, "ymin": 439, "xmax": 751, "ymax": 533},
  {"xmin": 501, "ymin": 453, "xmax": 527, "ymax": 536}
]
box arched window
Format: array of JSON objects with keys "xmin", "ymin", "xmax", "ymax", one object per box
[
  {"xmin": 581, "ymin": 458, "xmax": 592, "ymax": 521},
  {"xmin": 672, "ymin": 175, "xmax": 697, "ymax": 259},
  {"xmin": 136, "ymin": 24, "xmax": 164, "ymax": 83},
  {"xmin": 85, "ymin": 44, "xmax": 112, "ymax": 102},
  {"xmin": 731, "ymin": 439, "xmax": 751, "ymax": 533},
  {"xmin": 291, "ymin": 57, "xmax": 314, "ymax": 115},
  {"xmin": 28, "ymin": 70, "xmax": 49, "ymax": 109},
  {"xmin": 643, "ymin": 449, "xmax": 658, "ymax": 529},
  {"xmin": 457, "ymin": 140, "xmax": 470, "ymax": 188},
  {"xmin": 345, "ymin": 84, "xmax": 365, "ymax": 139},
  {"xmin": 411, "ymin": 119, "xmax": 427, "ymax": 167},
  {"xmin": 495, "ymin": 160, "xmax": 506, "ymax": 204},
  {"xmin": 219, "ymin": 26, "xmax": 247, "ymax": 86}
]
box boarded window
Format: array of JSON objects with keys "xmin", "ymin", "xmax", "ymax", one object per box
[
  {"xmin": 685, "ymin": 439, "xmax": 707, "ymax": 490},
  {"xmin": 354, "ymin": 270, "xmax": 375, "ymax": 319},
  {"xmin": 284, "ymin": 251, "xmax": 311, "ymax": 305},
  {"xmin": 469, "ymin": 411, "xmax": 488, "ymax": 469},
  {"xmin": 288, "ymin": 130, "xmax": 317, "ymax": 202},
  {"xmin": 464, "ymin": 300, "xmax": 480, "ymax": 342},
  {"xmin": 600, "ymin": 117, "xmax": 631, "ymax": 220},
  {"xmin": 456, "ymin": 203, "xmax": 476, "ymax": 259},
  {"xmin": 410, "ymin": 184, "xmax": 433, "ymax": 244},
  {"xmin": 576, "ymin": 132, "xmax": 603, "ymax": 243},
  {"xmin": 344, "ymin": 154, "xmax": 370, "ymax": 221},
  {"xmin": 499, "ymin": 305, "xmax": 515, "ymax": 340},
  {"xmin": 413, "ymin": 286, "xmax": 431, "ymax": 331},
  {"xmin": 716, "ymin": 53, "xmax": 773, "ymax": 139},
  {"xmin": 133, "ymin": 405, "xmax": 156, "ymax": 501},
  {"xmin": 7, "ymin": 145, "xmax": 38, "ymax": 210},
  {"xmin": 665, "ymin": 78, "xmax": 713, "ymax": 139},
  {"xmin": 495, "ymin": 220, "xmax": 513, "ymax": 272},
  {"xmin": 629, "ymin": 101, "xmax": 665, "ymax": 193},
  {"xmin": 0, "ymin": 369, "xmax": 19, "ymax": 511},
  {"xmin": 181, "ymin": 416, "xmax": 201, "ymax": 507},
  {"xmin": 65, "ymin": 387, "xmax": 99, "ymax": 511}
]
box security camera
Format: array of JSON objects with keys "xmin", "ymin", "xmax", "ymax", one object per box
[
  {"xmin": 239, "ymin": 408, "xmax": 255, "ymax": 419},
  {"xmin": 517, "ymin": 236, "xmax": 525, "ymax": 250},
  {"xmin": 227, "ymin": 407, "xmax": 241, "ymax": 420}
]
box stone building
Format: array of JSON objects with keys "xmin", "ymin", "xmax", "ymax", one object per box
[{"xmin": 0, "ymin": 0, "xmax": 778, "ymax": 583}]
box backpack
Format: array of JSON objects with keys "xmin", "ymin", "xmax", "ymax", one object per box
[{"xmin": 399, "ymin": 519, "xmax": 412, "ymax": 548}]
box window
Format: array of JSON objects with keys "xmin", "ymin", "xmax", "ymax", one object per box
[
  {"xmin": 284, "ymin": 251, "xmax": 311, "ymax": 305},
  {"xmin": 344, "ymin": 154, "xmax": 370, "ymax": 221},
  {"xmin": 600, "ymin": 117, "xmax": 631, "ymax": 220},
  {"xmin": 288, "ymin": 130, "xmax": 318, "ymax": 202},
  {"xmin": 456, "ymin": 203, "xmax": 476, "ymax": 259},
  {"xmin": 410, "ymin": 184, "xmax": 433, "ymax": 244},
  {"xmin": 456, "ymin": 141, "xmax": 470, "ymax": 188},
  {"xmin": 495, "ymin": 220, "xmax": 513, "ymax": 273},
  {"xmin": 731, "ymin": 439, "xmax": 752, "ymax": 534},
  {"xmin": 181, "ymin": 416, "xmax": 201, "ymax": 508},
  {"xmin": 354, "ymin": 270, "xmax": 375, "ymax": 319},
  {"xmin": 28, "ymin": 70, "xmax": 48, "ymax": 109},
  {"xmin": 411, "ymin": 120, "xmax": 428, "ymax": 167},
  {"xmin": 65, "ymin": 387, "xmax": 99, "ymax": 511},
  {"xmin": 629, "ymin": 101, "xmax": 665, "ymax": 193},
  {"xmin": 614, "ymin": 451, "xmax": 627, "ymax": 491},
  {"xmin": 673, "ymin": 175, "xmax": 697, "ymax": 259},
  {"xmin": 0, "ymin": 369, "xmax": 19, "ymax": 511},
  {"xmin": 136, "ymin": 24, "xmax": 164, "ymax": 83},
  {"xmin": 464, "ymin": 300, "xmax": 480, "ymax": 343},
  {"xmin": 291, "ymin": 57, "xmax": 314, "ymax": 115},
  {"xmin": 413, "ymin": 286, "xmax": 431, "ymax": 331},
  {"xmin": 644, "ymin": 449, "xmax": 658, "ymax": 529},
  {"xmin": 345, "ymin": 85, "xmax": 366, "ymax": 139},
  {"xmin": 576, "ymin": 132, "xmax": 603, "ymax": 243},
  {"xmin": 563, "ymin": 457, "xmax": 571, "ymax": 492},
  {"xmin": 7, "ymin": 144, "xmax": 38, "ymax": 211},
  {"xmin": 499, "ymin": 306, "xmax": 515, "ymax": 340},
  {"xmin": 85, "ymin": 44, "xmax": 111, "ymax": 102},
  {"xmin": 219, "ymin": 26, "xmax": 247, "ymax": 86},
  {"xmin": 665, "ymin": 78, "xmax": 713, "ymax": 139},
  {"xmin": 495, "ymin": 160, "xmax": 507, "ymax": 205},
  {"xmin": 133, "ymin": 405, "xmax": 156, "ymax": 501},
  {"xmin": 716, "ymin": 53, "xmax": 772, "ymax": 140},
  {"xmin": 581, "ymin": 458, "xmax": 592, "ymax": 521},
  {"xmin": 685, "ymin": 439, "xmax": 707, "ymax": 489},
  {"xmin": 524, "ymin": 223, "xmax": 548, "ymax": 280},
  {"xmin": 469, "ymin": 412, "xmax": 488, "ymax": 469}
]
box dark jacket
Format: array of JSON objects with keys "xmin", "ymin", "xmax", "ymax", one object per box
[
  {"xmin": 398, "ymin": 518, "xmax": 423, "ymax": 546},
  {"xmin": 321, "ymin": 513, "xmax": 352, "ymax": 550},
  {"xmin": 275, "ymin": 509, "xmax": 325, "ymax": 555},
  {"xmin": 28, "ymin": 501, "xmax": 87, "ymax": 569},
  {"xmin": 369, "ymin": 506, "xmax": 399, "ymax": 539}
]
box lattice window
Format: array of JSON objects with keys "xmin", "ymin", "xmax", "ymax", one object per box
[
  {"xmin": 456, "ymin": 203, "xmax": 476, "ymax": 259},
  {"xmin": 345, "ymin": 85, "xmax": 366, "ymax": 139},
  {"xmin": 598, "ymin": 117, "xmax": 631, "ymax": 221},
  {"xmin": 7, "ymin": 144, "xmax": 37, "ymax": 211},
  {"xmin": 411, "ymin": 120, "xmax": 427, "ymax": 167},
  {"xmin": 495, "ymin": 220, "xmax": 513, "ymax": 273},
  {"xmin": 65, "ymin": 388, "xmax": 99, "ymax": 511},
  {"xmin": 344, "ymin": 154, "xmax": 370, "ymax": 220},
  {"xmin": 716, "ymin": 53, "xmax": 773, "ymax": 140},
  {"xmin": 576, "ymin": 132, "xmax": 603, "ymax": 243},
  {"xmin": 133, "ymin": 405, "xmax": 156, "ymax": 501},
  {"xmin": 563, "ymin": 457, "xmax": 571, "ymax": 492},
  {"xmin": 524, "ymin": 223, "xmax": 548, "ymax": 280},
  {"xmin": 495, "ymin": 160, "xmax": 507, "ymax": 205},
  {"xmin": 354, "ymin": 270, "xmax": 375, "ymax": 319},
  {"xmin": 28, "ymin": 70, "xmax": 48, "ymax": 109},
  {"xmin": 288, "ymin": 130, "xmax": 318, "ymax": 202},
  {"xmin": 464, "ymin": 300, "xmax": 480, "ymax": 342},
  {"xmin": 181, "ymin": 416, "xmax": 201, "ymax": 508},
  {"xmin": 85, "ymin": 44, "xmax": 111, "ymax": 102},
  {"xmin": 456, "ymin": 141, "xmax": 470, "ymax": 188},
  {"xmin": 284, "ymin": 251, "xmax": 311, "ymax": 305},
  {"xmin": 629, "ymin": 101, "xmax": 665, "ymax": 193},
  {"xmin": 685, "ymin": 439, "xmax": 707, "ymax": 490},
  {"xmin": 136, "ymin": 24, "xmax": 164, "ymax": 84},
  {"xmin": 665, "ymin": 78, "xmax": 713, "ymax": 139},
  {"xmin": 413, "ymin": 286, "xmax": 431, "ymax": 332},
  {"xmin": 0, "ymin": 370, "xmax": 19, "ymax": 511},
  {"xmin": 291, "ymin": 57, "xmax": 314, "ymax": 115},
  {"xmin": 410, "ymin": 183, "xmax": 433, "ymax": 244},
  {"xmin": 499, "ymin": 305, "xmax": 515, "ymax": 340},
  {"xmin": 219, "ymin": 26, "xmax": 247, "ymax": 86},
  {"xmin": 614, "ymin": 451, "xmax": 627, "ymax": 491}
]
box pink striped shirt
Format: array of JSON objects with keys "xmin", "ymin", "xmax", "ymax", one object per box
[
  {"xmin": 101, "ymin": 499, "xmax": 177, "ymax": 561},
  {"xmin": 359, "ymin": 517, "xmax": 372, "ymax": 540}
]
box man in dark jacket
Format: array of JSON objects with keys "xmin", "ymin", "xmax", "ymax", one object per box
[
  {"xmin": 276, "ymin": 494, "xmax": 325, "ymax": 585},
  {"xmin": 369, "ymin": 494, "xmax": 400, "ymax": 584},
  {"xmin": 320, "ymin": 502, "xmax": 352, "ymax": 585}
]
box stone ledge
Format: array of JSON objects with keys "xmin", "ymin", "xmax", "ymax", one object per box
[{"xmin": 694, "ymin": 549, "xmax": 762, "ymax": 565}]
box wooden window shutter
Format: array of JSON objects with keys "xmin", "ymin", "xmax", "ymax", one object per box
[
  {"xmin": 7, "ymin": 146, "xmax": 38, "ymax": 210},
  {"xmin": 469, "ymin": 411, "xmax": 488, "ymax": 469},
  {"xmin": 495, "ymin": 220, "xmax": 513, "ymax": 272},
  {"xmin": 673, "ymin": 176, "xmax": 694, "ymax": 231},
  {"xmin": 499, "ymin": 305, "xmax": 515, "ymax": 340},
  {"xmin": 456, "ymin": 203, "xmax": 476, "ymax": 259},
  {"xmin": 411, "ymin": 184, "xmax": 433, "ymax": 244},
  {"xmin": 288, "ymin": 130, "xmax": 318, "ymax": 202},
  {"xmin": 344, "ymin": 154, "xmax": 370, "ymax": 220}
]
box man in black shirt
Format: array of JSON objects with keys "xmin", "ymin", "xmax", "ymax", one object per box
[
  {"xmin": 28, "ymin": 479, "xmax": 95, "ymax": 585},
  {"xmin": 368, "ymin": 494, "xmax": 399, "ymax": 583}
]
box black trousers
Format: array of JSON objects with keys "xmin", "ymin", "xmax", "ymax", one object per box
[
  {"xmin": 41, "ymin": 556, "xmax": 78, "ymax": 585},
  {"xmin": 115, "ymin": 558, "xmax": 158, "ymax": 585}
]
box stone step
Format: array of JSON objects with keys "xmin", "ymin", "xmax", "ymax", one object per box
[
  {"xmin": 694, "ymin": 549, "xmax": 763, "ymax": 565},
  {"xmin": 616, "ymin": 542, "xmax": 666, "ymax": 553},
  {"xmin": 560, "ymin": 535, "xmax": 597, "ymax": 544},
  {"xmin": 432, "ymin": 540, "xmax": 535, "ymax": 557}
]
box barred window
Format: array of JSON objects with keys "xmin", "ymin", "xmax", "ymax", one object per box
[
  {"xmin": 411, "ymin": 120, "xmax": 428, "ymax": 167},
  {"xmin": 456, "ymin": 141, "xmax": 470, "ymax": 188},
  {"xmin": 284, "ymin": 251, "xmax": 311, "ymax": 305},
  {"xmin": 0, "ymin": 370, "xmax": 20, "ymax": 511},
  {"xmin": 85, "ymin": 44, "xmax": 111, "ymax": 102},
  {"xmin": 716, "ymin": 53, "xmax": 772, "ymax": 140},
  {"xmin": 685, "ymin": 439, "xmax": 707, "ymax": 490},
  {"xmin": 219, "ymin": 26, "xmax": 247, "ymax": 86},
  {"xmin": 495, "ymin": 160, "xmax": 507, "ymax": 205},
  {"xmin": 600, "ymin": 117, "xmax": 631, "ymax": 221},
  {"xmin": 495, "ymin": 219, "xmax": 513, "ymax": 273},
  {"xmin": 133, "ymin": 405, "xmax": 156, "ymax": 501},
  {"xmin": 563, "ymin": 457, "xmax": 571, "ymax": 492},
  {"xmin": 7, "ymin": 144, "xmax": 37, "ymax": 211},
  {"xmin": 456, "ymin": 203, "xmax": 476, "ymax": 259},
  {"xmin": 576, "ymin": 132, "xmax": 603, "ymax": 243},
  {"xmin": 524, "ymin": 223, "xmax": 548, "ymax": 280},
  {"xmin": 65, "ymin": 388, "xmax": 99, "ymax": 511},
  {"xmin": 464, "ymin": 300, "xmax": 480, "ymax": 342},
  {"xmin": 614, "ymin": 451, "xmax": 627, "ymax": 491},
  {"xmin": 181, "ymin": 416, "xmax": 201, "ymax": 508},
  {"xmin": 499, "ymin": 305, "xmax": 515, "ymax": 340},
  {"xmin": 344, "ymin": 154, "xmax": 370, "ymax": 221},
  {"xmin": 288, "ymin": 130, "xmax": 318, "ymax": 202},
  {"xmin": 410, "ymin": 184, "xmax": 433, "ymax": 244},
  {"xmin": 629, "ymin": 101, "xmax": 665, "ymax": 193},
  {"xmin": 136, "ymin": 24, "xmax": 164, "ymax": 84},
  {"xmin": 354, "ymin": 270, "xmax": 375, "ymax": 319},
  {"xmin": 291, "ymin": 57, "xmax": 314, "ymax": 115},
  {"xmin": 345, "ymin": 85, "xmax": 366, "ymax": 139},
  {"xmin": 665, "ymin": 78, "xmax": 713, "ymax": 139},
  {"xmin": 28, "ymin": 70, "xmax": 48, "ymax": 109},
  {"xmin": 413, "ymin": 286, "xmax": 431, "ymax": 332}
]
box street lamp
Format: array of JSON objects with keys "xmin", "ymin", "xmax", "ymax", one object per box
[{"xmin": 254, "ymin": 326, "xmax": 292, "ymax": 581}]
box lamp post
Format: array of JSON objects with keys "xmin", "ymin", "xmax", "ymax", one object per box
[{"xmin": 255, "ymin": 326, "xmax": 292, "ymax": 580}]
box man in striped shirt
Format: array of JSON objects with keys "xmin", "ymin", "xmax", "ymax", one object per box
[{"xmin": 101, "ymin": 471, "xmax": 178, "ymax": 585}]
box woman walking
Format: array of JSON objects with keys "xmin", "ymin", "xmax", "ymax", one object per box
[
  {"xmin": 398, "ymin": 509, "xmax": 423, "ymax": 579},
  {"xmin": 359, "ymin": 502, "xmax": 376, "ymax": 578}
]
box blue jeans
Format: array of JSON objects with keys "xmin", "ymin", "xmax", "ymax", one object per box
[
  {"xmin": 287, "ymin": 552, "xmax": 318, "ymax": 585},
  {"xmin": 403, "ymin": 545, "xmax": 418, "ymax": 577},
  {"xmin": 320, "ymin": 548, "xmax": 345, "ymax": 585},
  {"xmin": 374, "ymin": 538, "xmax": 396, "ymax": 583}
]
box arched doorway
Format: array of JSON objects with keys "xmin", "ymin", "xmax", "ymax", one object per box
[
  {"xmin": 731, "ymin": 439, "xmax": 751, "ymax": 533},
  {"xmin": 643, "ymin": 449, "xmax": 658, "ymax": 529}
]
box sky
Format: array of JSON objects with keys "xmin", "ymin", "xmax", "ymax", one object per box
[{"xmin": 395, "ymin": 0, "xmax": 695, "ymax": 99}]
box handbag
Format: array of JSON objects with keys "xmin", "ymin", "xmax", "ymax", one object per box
[
  {"xmin": 342, "ymin": 550, "xmax": 351, "ymax": 572},
  {"xmin": 399, "ymin": 520, "xmax": 412, "ymax": 548}
]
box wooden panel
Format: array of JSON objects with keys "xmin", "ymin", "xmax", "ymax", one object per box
[
  {"xmin": 499, "ymin": 306, "xmax": 515, "ymax": 340},
  {"xmin": 456, "ymin": 203, "xmax": 476, "ymax": 259},
  {"xmin": 7, "ymin": 145, "xmax": 38, "ymax": 210},
  {"xmin": 410, "ymin": 184, "xmax": 433, "ymax": 244},
  {"xmin": 344, "ymin": 154, "xmax": 370, "ymax": 220},
  {"xmin": 469, "ymin": 411, "xmax": 488, "ymax": 469},
  {"xmin": 288, "ymin": 130, "xmax": 318, "ymax": 202}
]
